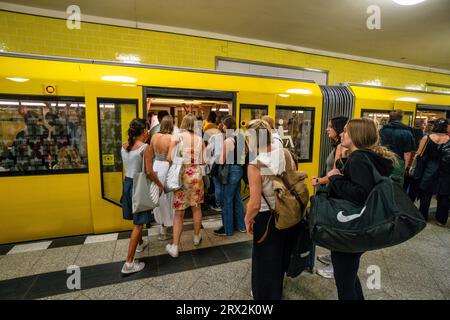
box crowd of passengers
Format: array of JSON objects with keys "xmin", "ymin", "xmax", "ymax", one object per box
[{"xmin": 119, "ymin": 109, "xmax": 450, "ymax": 300}]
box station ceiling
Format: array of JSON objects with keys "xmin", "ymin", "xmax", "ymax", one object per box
[{"xmin": 2, "ymin": 0, "xmax": 450, "ymax": 71}]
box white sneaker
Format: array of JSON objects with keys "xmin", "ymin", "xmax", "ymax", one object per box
[
  {"xmin": 316, "ymin": 264, "xmax": 334, "ymax": 279},
  {"xmin": 121, "ymin": 260, "xmax": 145, "ymax": 275},
  {"xmin": 166, "ymin": 243, "xmax": 179, "ymax": 258},
  {"xmin": 193, "ymin": 233, "xmax": 202, "ymax": 246},
  {"xmin": 136, "ymin": 238, "xmax": 149, "ymax": 253},
  {"xmin": 317, "ymin": 254, "xmax": 332, "ymax": 265}
]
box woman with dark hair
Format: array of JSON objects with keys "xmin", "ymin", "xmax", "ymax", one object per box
[
  {"xmin": 213, "ymin": 115, "xmax": 246, "ymax": 236},
  {"xmin": 311, "ymin": 116, "xmax": 348, "ymax": 187},
  {"xmin": 120, "ymin": 118, "xmax": 164, "ymax": 274},
  {"xmin": 414, "ymin": 118, "xmax": 450, "ymax": 226},
  {"xmin": 310, "ymin": 116, "xmax": 348, "ymax": 279},
  {"xmin": 203, "ymin": 111, "xmax": 218, "ymax": 132}
]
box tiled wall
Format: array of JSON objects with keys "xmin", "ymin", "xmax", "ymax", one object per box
[{"xmin": 0, "ymin": 11, "xmax": 449, "ymax": 88}]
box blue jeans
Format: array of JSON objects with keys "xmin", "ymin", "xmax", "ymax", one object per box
[
  {"xmin": 222, "ymin": 165, "xmax": 245, "ymax": 235},
  {"xmin": 212, "ymin": 175, "xmax": 223, "ymax": 208}
]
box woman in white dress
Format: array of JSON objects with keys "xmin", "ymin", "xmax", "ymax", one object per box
[{"xmin": 147, "ymin": 115, "xmax": 175, "ymax": 240}]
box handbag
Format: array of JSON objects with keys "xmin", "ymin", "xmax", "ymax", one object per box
[
  {"xmin": 309, "ymin": 155, "xmax": 426, "ymax": 253},
  {"xmin": 164, "ymin": 138, "xmax": 183, "ymax": 193},
  {"xmin": 218, "ymin": 164, "xmax": 229, "ymax": 184},
  {"xmin": 286, "ymin": 218, "xmax": 313, "ymax": 278},
  {"xmin": 132, "ymin": 152, "xmax": 159, "ymax": 214},
  {"xmin": 409, "ymin": 136, "xmax": 429, "ymax": 180}
]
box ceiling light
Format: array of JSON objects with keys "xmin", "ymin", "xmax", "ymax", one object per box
[
  {"xmin": 20, "ymin": 102, "xmax": 46, "ymax": 106},
  {"xmin": 362, "ymin": 80, "xmax": 382, "ymax": 86},
  {"xmin": 396, "ymin": 97, "xmax": 419, "ymax": 102},
  {"xmin": 101, "ymin": 76, "xmax": 137, "ymax": 83},
  {"xmin": 100, "ymin": 104, "xmax": 115, "ymax": 109},
  {"xmin": 116, "ymin": 53, "xmax": 141, "ymax": 64},
  {"xmin": 0, "ymin": 101, "xmax": 19, "ymax": 105},
  {"xmin": 286, "ymin": 89, "xmax": 312, "ymax": 95},
  {"xmin": 392, "ymin": 0, "xmax": 426, "ymax": 5},
  {"xmin": 278, "ymin": 94, "xmax": 290, "ymax": 98},
  {"xmin": 406, "ymin": 85, "xmax": 424, "ymax": 91},
  {"xmin": 7, "ymin": 77, "xmax": 29, "ymax": 82}
]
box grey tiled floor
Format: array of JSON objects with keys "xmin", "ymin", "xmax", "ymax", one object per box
[{"xmin": 2, "ymin": 214, "xmax": 449, "ymax": 300}]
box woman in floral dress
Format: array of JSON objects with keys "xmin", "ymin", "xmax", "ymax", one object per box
[{"xmin": 166, "ymin": 113, "xmax": 205, "ymax": 258}]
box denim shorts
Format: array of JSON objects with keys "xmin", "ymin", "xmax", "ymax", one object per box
[{"xmin": 122, "ymin": 177, "xmax": 151, "ymax": 225}]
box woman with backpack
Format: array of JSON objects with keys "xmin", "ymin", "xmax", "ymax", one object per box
[
  {"xmin": 326, "ymin": 118, "xmax": 396, "ymax": 300},
  {"xmin": 244, "ymin": 119, "xmax": 300, "ymax": 300},
  {"xmin": 214, "ymin": 116, "xmax": 246, "ymax": 236},
  {"xmin": 414, "ymin": 118, "xmax": 450, "ymax": 226}
]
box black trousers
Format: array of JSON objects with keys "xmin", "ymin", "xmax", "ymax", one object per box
[
  {"xmin": 251, "ymin": 211, "xmax": 299, "ymax": 300},
  {"xmin": 331, "ymin": 251, "xmax": 365, "ymax": 300},
  {"xmin": 419, "ymin": 192, "xmax": 450, "ymax": 224}
]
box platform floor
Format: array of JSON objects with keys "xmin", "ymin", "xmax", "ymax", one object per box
[{"xmin": 0, "ymin": 213, "xmax": 448, "ymax": 300}]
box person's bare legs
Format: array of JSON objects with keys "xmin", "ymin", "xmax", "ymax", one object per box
[
  {"xmin": 126, "ymin": 224, "xmax": 143, "ymax": 263},
  {"xmin": 173, "ymin": 210, "xmax": 185, "ymax": 246},
  {"xmin": 192, "ymin": 206, "xmax": 202, "ymax": 236}
]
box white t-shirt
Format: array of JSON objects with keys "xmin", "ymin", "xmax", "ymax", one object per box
[{"xmin": 121, "ymin": 144, "xmax": 147, "ymax": 178}]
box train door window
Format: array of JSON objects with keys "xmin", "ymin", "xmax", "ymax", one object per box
[
  {"xmin": 415, "ymin": 109, "xmax": 449, "ymax": 134},
  {"xmin": 239, "ymin": 104, "xmax": 268, "ymax": 128},
  {"xmin": 362, "ymin": 109, "xmax": 413, "ymax": 130},
  {"xmin": 275, "ymin": 106, "xmax": 315, "ymax": 162},
  {"xmin": 0, "ymin": 96, "xmax": 87, "ymax": 176},
  {"xmin": 146, "ymin": 97, "xmax": 232, "ymax": 133},
  {"xmin": 98, "ymin": 99, "xmax": 138, "ymax": 205}
]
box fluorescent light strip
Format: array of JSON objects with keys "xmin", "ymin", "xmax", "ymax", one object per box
[
  {"xmin": 6, "ymin": 77, "xmax": 29, "ymax": 82},
  {"xmin": 20, "ymin": 102, "xmax": 46, "ymax": 106},
  {"xmin": 0, "ymin": 101, "xmax": 19, "ymax": 105}
]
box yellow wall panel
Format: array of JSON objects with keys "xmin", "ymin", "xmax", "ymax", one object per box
[
  {"xmin": 0, "ymin": 174, "xmax": 93, "ymax": 244},
  {"xmin": 0, "ymin": 11, "xmax": 449, "ymax": 88}
]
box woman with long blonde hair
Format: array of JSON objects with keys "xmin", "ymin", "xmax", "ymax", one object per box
[
  {"xmin": 326, "ymin": 118, "xmax": 396, "ymax": 300},
  {"xmin": 245, "ymin": 119, "xmax": 298, "ymax": 300},
  {"xmin": 165, "ymin": 113, "xmax": 206, "ymax": 258}
]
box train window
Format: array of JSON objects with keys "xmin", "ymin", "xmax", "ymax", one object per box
[
  {"xmin": 0, "ymin": 96, "xmax": 88, "ymax": 176},
  {"xmin": 275, "ymin": 106, "xmax": 315, "ymax": 162},
  {"xmin": 98, "ymin": 99, "xmax": 138, "ymax": 205},
  {"xmin": 146, "ymin": 97, "xmax": 232, "ymax": 130},
  {"xmin": 239, "ymin": 104, "xmax": 268, "ymax": 128},
  {"xmin": 361, "ymin": 109, "xmax": 414, "ymax": 129}
]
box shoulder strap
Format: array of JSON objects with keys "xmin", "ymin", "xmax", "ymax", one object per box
[
  {"xmin": 282, "ymin": 148, "xmax": 292, "ymax": 172},
  {"xmin": 361, "ymin": 153, "xmax": 386, "ymax": 185},
  {"xmin": 257, "ymin": 192, "xmax": 275, "ymax": 244}
]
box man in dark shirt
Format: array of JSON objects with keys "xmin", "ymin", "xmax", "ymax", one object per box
[{"xmin": 379, "ymin": 109, "xmax": 416, "ymax": 185}]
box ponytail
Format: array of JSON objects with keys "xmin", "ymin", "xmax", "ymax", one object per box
[
  {"xmin": 126, "ymin": 118, "xmax": 147, "ymax": 152},
  {"xmin": 370, "ymin": 145, "xmax": 399, "ymax": 166}
]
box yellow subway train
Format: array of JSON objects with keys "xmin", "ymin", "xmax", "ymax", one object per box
[{"xmin": 0, "ymin": 53, "xmax": 449, "ymax": 244}]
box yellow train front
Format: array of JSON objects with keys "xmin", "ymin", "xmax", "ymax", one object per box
[{"xmin": 0, "ymin": 54, "xmax": 449, "ymax": 244}]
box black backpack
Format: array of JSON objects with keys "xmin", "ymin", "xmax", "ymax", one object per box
[
  {"xmin": 440, "ymin": 141, "xmax": 450, "ymax": 173},
  {"xmin": 309, "ymin": 155, "xmax": 426, "ymax": 253}
]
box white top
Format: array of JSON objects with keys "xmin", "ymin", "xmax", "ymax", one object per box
[
  {"xmin": 272, "ymin": 131, "xmax": 284, "ymax": 150},
  {"xmin": 121, "ymin": 144, "xmax": 148, "ymax": 178},
  {"xmin": 257, "ymin": 148, "xmax": 286, "ymax": 212},
  {"xmin": 208, "ymin": 132, "xmax": 224, "ymax": 166}
]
